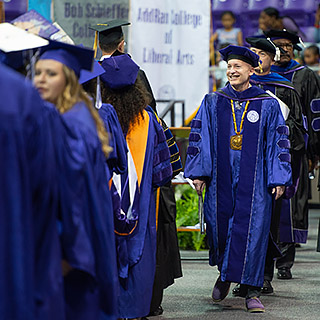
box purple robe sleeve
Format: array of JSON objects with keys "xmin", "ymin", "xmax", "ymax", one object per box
[
  {"xmin": 184, "ymin": 94, "xmax": 215, "ymax": 180},
  {"xmin": 98, "ymin": 103, "xmax": 128, "ymax": 174},
  {"xmin": 265, "ymin": 99, "xmax": 292, "ymax": 188}
]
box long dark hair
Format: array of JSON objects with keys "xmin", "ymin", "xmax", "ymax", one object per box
[{"xmin": 84, "ymin": 76, "xmax": 149, "ymax": 134}]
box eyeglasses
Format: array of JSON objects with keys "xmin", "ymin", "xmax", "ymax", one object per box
[{"xmin": 275, "ymin": 43, "xmax": 293, "ymax": 50}]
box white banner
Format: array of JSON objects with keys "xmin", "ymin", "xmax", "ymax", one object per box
[{"xmin": 129, "ymin": 0, "xmax": 210, "ymax": 124}]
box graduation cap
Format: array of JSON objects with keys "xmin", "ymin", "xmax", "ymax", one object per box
[
  {"xmin": 89, "ymin": 20, "xmax": 130, "ymax": 44},
  {"xmin": 38, "ymin": 40, "xmax": 94, "ymax": 78},
  {"xmin": 0, "ymin": 22, "xmax": 49, "ymax": 53},
  {"xmin": 79, "ymin": 59, "xmax": 105, "ymax": 84},
  {"xmin": 219, "ymin": 45, "xmax": 260, "ymax": 67},
  {"xmin": 245, "ymin": 36, "xmax": 285, "ymax": 61},
  {"xmin": 89, "ymin": 20, "xmax": 130, "ymax": 57},
  {"xmin": 100, "ymin": 54, "xmax": 139, "ymax": 90},
  {"xmin": 79, "ymin": 59, "xmax": 106, "ymax": 110},
  {"xmin": 11, "ymin": 9, "xmax": 59, "ymax": 38},
  {"xmin": 50, "ymin": 22, "xmax": 75, "ymax": 44},
  {"xmin": 0, "ymin": 22, "xmax": 49, "ymax": 71},
  {"xmin": 263, "ymin": 29, "xmax": 304, "ymax": 51}
]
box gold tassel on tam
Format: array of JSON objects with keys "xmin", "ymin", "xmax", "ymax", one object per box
[
  {"xmin": 93, "ymin": 31, "xmax": 98, "ymax": 58},
  {"xmin": 258, "ymin": 60, "xmax": 263, "ymax": 73}
]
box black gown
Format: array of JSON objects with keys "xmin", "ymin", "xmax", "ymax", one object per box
[
  {"xmin": 250, "ymin": 72, "xmax": 306, "ymax": 278},
  {"xmin": 271, "ymin": 60, "xmax": 320, "ymax": 266},
  {"xmin": 149, "ymin": 118, "xmax": 183, "ymax": 314},
  {"xmin": 271, "ymin": 61, "xmax": 320, "ymax": 165}
]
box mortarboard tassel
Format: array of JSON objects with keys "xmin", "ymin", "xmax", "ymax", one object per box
[
  {"xmin": 26, "ymin": 49, "xmax": 40, "ymax": 80},
  {"xmin": 95, "ymin": 75, "xmax": 102, "ymax": 109},
  {"xmin": 93, "ymin": 31, "xmax": 98, "ymax": 58},
  {"xmin": 267, "ymin": 37, "xmax": 281, "ymax": 61},
  {"xmin": 299, "ymin": 37, "xmax": 306, "ymax": 48},
  {"xmin": 274, "ymin": 47, "xmax": 281, "ymax": 61}
]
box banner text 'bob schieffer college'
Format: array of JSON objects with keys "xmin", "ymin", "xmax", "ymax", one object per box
[{"xmin": 64, "ymin": 2, "xmax": 129, "ymax": 38}]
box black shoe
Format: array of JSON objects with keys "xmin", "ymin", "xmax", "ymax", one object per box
[
  {"xmin": 232, "ymin": 283, "xmax": 241, "ymax": 296},
  {"xmin": 212, "ymin": 276, "xmax": 231, "ymax": 302},
  {"xmin": 232, "ymin": 283, "xmax": 247, "ymax": 297},
  {"xmin": 261, "ymin": 280, "xmax": 274, "ymax": 294},
  {"xmin": 277, "ymin": 268, "xmax": 292, "ymax": 280},
  {"xmin": 148, "ymin": 305, "xmax": 163, "ymax": 317}
]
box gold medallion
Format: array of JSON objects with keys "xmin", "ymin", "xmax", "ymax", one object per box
[{"xmin": 230, "ymin": 134, "xmax": 243, "ymax": 150}]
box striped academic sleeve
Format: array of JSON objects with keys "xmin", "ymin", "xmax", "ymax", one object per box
[
  {"xmin": 145, "ymin": 105, "xmax": 182, "ymax": 177},
  {"xmin": 161, "ymin": 120, "xmax": 182, "ymax": 177}
]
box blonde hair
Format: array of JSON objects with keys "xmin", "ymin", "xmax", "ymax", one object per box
[{"xmin": 57, "ymin": 65, "xmax": 111, "ymax": 158}]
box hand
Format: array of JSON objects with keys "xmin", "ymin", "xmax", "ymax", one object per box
[
  {"xmin": 272, "ymin": 186, "xmax": 285, "ymax": 200},
  {"xmin": 193, "ymin": 179, "xmax": 206, "ymax": 195},
  {"xmin": 62, "ymin": 259, "xmax": 73, "ymax": 276},
  {"xmin": 316, "ymin": 7, "xmax": 320, "ymax": 24},
  {"xmin": 309, "ymin": 156, "xmax": 319, "ymax": 172},
  {"xmin": 314, "ymin": 156, "xmax": 320, "ymax": 170}
]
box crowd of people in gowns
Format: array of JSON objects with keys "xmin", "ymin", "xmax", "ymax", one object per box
[
  {"xmin": 0, "ymin": 18, "xmax": 182, "ymax": 320},
  {"xmin": 185, "ymin": 29, "xmax": 320, "ymax": 312},
  {"xmin": 1, "ymin": 9, "xmax": 320, "ymax": 320}
]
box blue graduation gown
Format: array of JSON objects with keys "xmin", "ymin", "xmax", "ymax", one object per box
[
  {"xmin": 185, "ymin": 84, "xmax": 292, "ymax": 287},
  {"xmin": 97, "ymin": 103, "xmax": 139, "ymax": 281},
  {"xmin": 98, "ymin": 103, "xmax": 128, "ymax": 175},
  {"xmin": 57, "ymin": 102, "xmax": 118, "ymax": 320},
  {"xmin": 117, "ymin": 110, "xmax": 172, "ymax": 319},
  {"xmin": 0, "ymin": 63, "xmax": 64, "ymax": 320}
]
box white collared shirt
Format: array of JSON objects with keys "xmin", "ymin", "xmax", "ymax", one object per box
[{"xmin": 100, "ymin": 54, "xmax": 111, "ymax": 61}]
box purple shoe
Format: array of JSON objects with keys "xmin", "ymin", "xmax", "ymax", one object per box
[
  {"xmin": 246, "ymin": 297, "xmax": 265, "ymax": 313},
  {"xmin": 212, "ymin": 276, "xmax": 231, "ymax": 302}
]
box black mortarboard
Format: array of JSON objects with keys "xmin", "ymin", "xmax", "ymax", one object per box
[
  {"xmin": 89, "ymin": 20, "xmax": 130, "ymax": 58},
  {"xmin": 246, "ymin": 37, "xmax": 277, "ymax": 54},
  {"xmin": 89, "ymin": 20, "xmax": 130, "ymax": 44},
  {"xmin": 219, "ymin": 45, "xmax": 260, "ymax": 67},
  {"xmin": 246, "ymin": 36, "xmax": 285, "ymax": 61},
  {"xmin": 263, "ymin": 29, "xmax": 303, "ymax": 51}
]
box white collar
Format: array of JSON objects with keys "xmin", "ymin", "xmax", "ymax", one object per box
[{"xmin": 100, "ymin": 54, "xmax": 111, "ymax": 61}]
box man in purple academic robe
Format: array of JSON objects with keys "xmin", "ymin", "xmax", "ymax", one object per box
[{"xmin": 184, "ymin": 45, "xmax": 292, "ymax": 313}]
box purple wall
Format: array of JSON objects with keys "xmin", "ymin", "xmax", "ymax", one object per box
[{"xmin": 211, "ymin": 0, "xmax": 319, "ymax": 39}]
